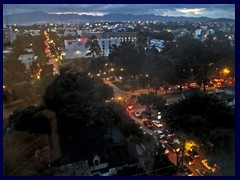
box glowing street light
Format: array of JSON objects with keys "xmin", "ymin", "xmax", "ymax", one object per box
[
  {"xmin": 110, "ymin": 68, "xmax": 114, "ymax": 72},
  {"xmin": 220, "ymin": 68, "xmax": 230, "ymax": 79},
  {"xmin": 223, "ymin": 68, "xmax": 230, "ymax": 74}
]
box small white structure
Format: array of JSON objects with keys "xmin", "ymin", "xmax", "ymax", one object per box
[
  {"xmin": 195, "ymin": 29, "xmax": 202, "ymax": 38},
  {"xmin": 149, "ymin": 39, "xmax": 165, "ymax": 52},
  {"xmin": 90, "ymin": 155, "xmax": 108, "ymax": 171},
  {"xmin": 64, "ymin": 31, "xmax": 77, "ymax": 36},
  {"xmin": 18, "ymin": 54, "xmax": 38, "ymax": 70}
]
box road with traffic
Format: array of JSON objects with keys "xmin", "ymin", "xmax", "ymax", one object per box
[{"xmin": 104, "ymin": 79, "xmax": 217, "ymax": 176}]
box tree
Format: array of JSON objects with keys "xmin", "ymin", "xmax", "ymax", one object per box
[
  {"xmin": 12, "ymin": 81, "xmax": 39, "ymax": 101},
  {"xmin": 163, "ymin": 91, "xmax": 235, "ymax": 175},
  {"xmin": 137, "ymin": 92, "xmax": 166, "ymax": 113},
  {"xmin": 195, "ymin": 64, "xmax": 209, "ymax": 92},
  {"xmin": 151, "ymin": 31, "xmax": 174, "ymax": 41},
  {"xmin": 169, "ymin": 36, "xmax": 207, "ymax": 90},
  {"xmin": 9, "ymin": 105, "xmax": 51, "ymax": 134},
  {"xmin": 207, "ymin": 128, "xmax": 235, "ymax": 176},
  {"xmin": 85, "ymin": 35, "xmax": 102, "ymax": 57},
  {"xmin": 108, "ymin": 44, "xmax": 118, "ymax": 63},
  {"xmin": 42, "ymin": 72, "xmax": 132, "ymax": 163},
  {"xmin": 136, "ymin": 31, "xmax": 148, "ymax": 47},
  {"xmin": 164, "ymin": 91, "xmax": 235, "ymax": 138},
  {"xmin": 110, "ymin": 42, "xmax": 144, "ymax": 77},
  {"xmin": 30, "ymin": 61, "xmax": 40, "ymax": 77},
  {"xmin": 119, "ymin": 117, "xmax": 143, "ymax": 138},
  {"xmin": 3, "ymin": 58, "xmax": 30, "ymax": 88},
  {"xmin": 43, "ymin": 72, "xmax": 114, "ymax": 132},
  {"xmin": 87, "ymin": 56, "xmax": 107, "ymax": 73}
]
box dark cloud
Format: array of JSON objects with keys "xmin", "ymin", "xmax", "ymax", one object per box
[{"xmin": 3, "ymin": 4, "xmax": 235, "ymax": 19}]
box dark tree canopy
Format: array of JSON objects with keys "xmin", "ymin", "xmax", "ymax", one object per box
[
  {"xmin": 137, "ymin": 92, "xmax": 166, "ymax": 112},
  {"xmin": 9, "ymin": 105, "xmax": 51, "ymax": 135}
]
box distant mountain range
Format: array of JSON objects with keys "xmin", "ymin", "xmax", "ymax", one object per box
[{"xmin": 3, "ymin": 12, "xmax": 235, "ymax": 25}]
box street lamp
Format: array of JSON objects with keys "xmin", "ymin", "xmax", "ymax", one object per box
[
  {"xmin": 118, "ymin": 97, "xmax": 122, "ymax": 102},
  {"xmin": 220, "ymin": 68, "xmax": 230, "ymax": 80},
  {"xmin": 118, "ymin": 97, "xmax": 126, "ymax": 108},
  {"xmin": 223, "ymin": 68, "xmax": 230, "ymax": 74},
  {"xmin": 223, "ymin": 68, "xmax": 230, "ymax": 81},
  {"xmin": 176, "ymin": 147, "xmax": 181, "ymax": 170}
]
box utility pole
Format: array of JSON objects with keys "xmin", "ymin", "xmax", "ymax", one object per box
[{"xmin": 179, "ymin": 138, "xmax": 186, "ymax": 169}]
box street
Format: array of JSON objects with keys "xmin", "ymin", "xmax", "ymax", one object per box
[{"xmin": 104, "ymin": 79, "xmax": 215, "ymax": 176}]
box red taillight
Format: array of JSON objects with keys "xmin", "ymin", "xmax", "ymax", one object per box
[
  {"xmin": 128, "ymin": 105, "xmax": 133, "ymax": 109},
  {"xmin": 165, "ymin": 149, "xmax": 169, "ymax": 154}
]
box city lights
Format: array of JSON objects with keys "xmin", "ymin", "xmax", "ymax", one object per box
[{"xmin": 3, "ymin": 4, "xmax": 235, "ymax": 176}]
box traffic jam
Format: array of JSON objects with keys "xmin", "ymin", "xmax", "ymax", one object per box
[{"xmin": 125, "ymin": 102, "xmax": 218, "ymax": 176}]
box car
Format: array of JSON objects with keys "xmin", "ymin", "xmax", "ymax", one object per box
[
  {"xmin": 134, "ymin": 111, "xmax": 141, "ymax": 118},
  {"xmin": 143, "ymin": 120, "xmax": 154, "ymax": 128},
  {"xmin": 126, "ymin": 104, "xmax": 133, "ymax": 110},
  {"xmin": 168, "ymin": 86, "xmax": 177, "ymax": 90},
  {"xmin": 143, "ymin": 131, "xmax": 153, "ymax": 136},
  {"xmin": 206, "ymin": 83, "xmax": 214, "ymax": 87},
  {"xmin": 163, "ymin": 129, "xmax": 175, "ymax": 137},
  {"xmin": 184, "ymin": 155, "xmax": 195, "ymax": 166},
  {"xmin": 201, "ymin": 159, "xmax": 216, "ymax": 172},
  {"xmin": 195, "ymin": 169, "xmax": 206, "ymax": 176},
  {"xmin": 152, "ymin": 120, "xmax": 163, "ymax": 128},
  {"xmin": 160, "ymin": 143, "xmax": 170, "ymax": 155},
  {"xmin": 187, "ymin": 149, "xmax": 200, "ymax": 158},
  {"xmin": 107, "ymin": 76, "xmax": 116, "ymax": 81},
  {"xmin": 154, "ymin": 130, "xmax": 165, "ymax": 138},
  {"xmin": 181, "ymin": 165, "xmax": 194, "ymax": 176}
]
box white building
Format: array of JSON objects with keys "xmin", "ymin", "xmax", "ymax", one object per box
[
  {"xmin": 195, "ymin": 29, "xmax": 202, "ymax": 38},
  {"xmin": 18, "ymin": 54, "xmax": 38, "ymax": 70},
  {"xmin": 148, "ymin": 39, "xmax": 165, "ymax": 52},
  {"xmin": 63, "ymin": 38, "xmax": 121, "ymax": 59},
  {"xmin": 99, "ymin": 39, "xmax": 120, "ymax": 56},
  {"xmin": 3, "ymin": 27, "xmax": 18, "ymax": 44},
  {"xmin": 64, "ymin": 31, "xmax": 77, "ymax": 36},
  {"xmin": 29, "ymin": 30, "xmax": 41, "ymax": 36},
  {"xmin": 63, "ymin": 38, "xmax": 89, "ymax": 59}
]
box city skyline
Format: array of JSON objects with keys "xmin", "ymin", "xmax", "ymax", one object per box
[{"xmin": 3, "ymin": 4, "xmax": 235, "ymax": 19}]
